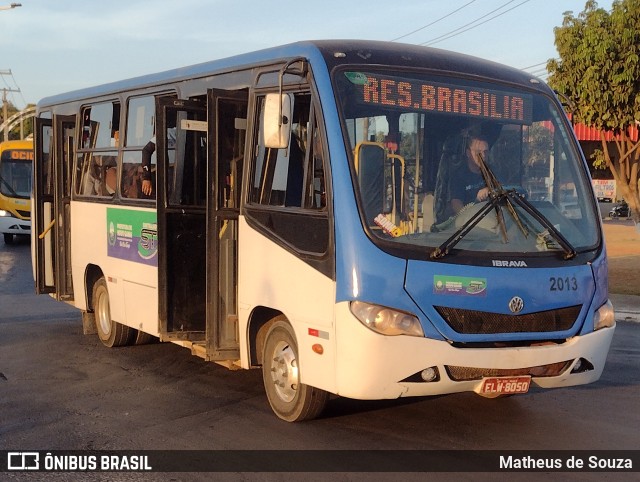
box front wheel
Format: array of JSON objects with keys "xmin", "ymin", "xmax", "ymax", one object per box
[
  {"xmin": 92, "ymin": 277, "xmax": 134, "ymax": 347},
  {"xmin": 262, "ymin": 318, "xmax": 329, "ymax": 422},
  {"xmin": 3, "ymin": 233, "xmax": 13, "ymax": 244}
]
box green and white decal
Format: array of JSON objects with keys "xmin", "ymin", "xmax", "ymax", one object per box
[
  {"xmin": 433, "ymin": 275, "xmax": 487, "ymax": 297},
  {"xmin": 107, "ymin": 208, "xmax": 158, "ymax": 266}
]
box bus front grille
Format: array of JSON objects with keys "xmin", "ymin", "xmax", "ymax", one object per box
[
  {"xmin": 446, "ymin": 361, "xmax": 573, "ymax": 381},
  {"xmin": 434, "ymin": 305, "xmax": 581, "ymax": 334}
]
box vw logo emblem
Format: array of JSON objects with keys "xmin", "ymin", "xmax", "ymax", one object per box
[{"xmin": 509, "ymin": 296, "xmax": 524, "ymax": 313}]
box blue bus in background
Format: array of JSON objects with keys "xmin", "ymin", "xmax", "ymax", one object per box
[{"xmin": 33, "ymin": 40, "xmax": 615, "ymax": 421}]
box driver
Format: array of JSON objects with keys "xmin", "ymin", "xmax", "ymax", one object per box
[{"xmin": 450, "ymin": 135, "xmax": 490, "ymax": 214}]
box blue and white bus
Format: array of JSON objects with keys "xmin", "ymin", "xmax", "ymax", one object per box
[{"xmin": 33, "ymin": 40, "xmax": 615, "ymax": 421}]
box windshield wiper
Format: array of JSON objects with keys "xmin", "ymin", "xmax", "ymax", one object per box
[
  {"xmin": 0, "ymin": 174, "xmax": 18, "ymax": 198},
  {"xmin": 431, "ymin": 154, "xmax": 576, "ymax": 260},
  {"xmin": 504, "ymin": 190, "xmax": 577, "ymax": 259}
]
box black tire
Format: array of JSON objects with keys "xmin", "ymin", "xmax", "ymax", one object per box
[
  {"xmin": 132, "ymin": 330, "xmax": 157, "ymax": 345},
  {"xmin": 3, "ymin": 233, "xmax": 13, "ymax": 244},
  {"xmin": 92, "ymin": 277, "xmax": 134, "ymax": 347},
  {"xmin": 261, "ymin": 318, "xmax": 329, "ymax": 422}
]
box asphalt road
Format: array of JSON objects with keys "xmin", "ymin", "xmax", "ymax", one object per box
[{"xmin": 0, "ymin": 236, "xmax": 638, "ymax": 481}]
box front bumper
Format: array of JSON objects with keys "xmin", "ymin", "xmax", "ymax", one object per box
[
  {"xmin": 334, "ymin": 302, "xmax": 615, "ymax": 400},
  {"xmin": 0, "ymin": 216, "xmax": 31, "ymax": 235}
]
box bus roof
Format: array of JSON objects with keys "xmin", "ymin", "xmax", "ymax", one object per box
[
  {"xmin": 0, "ymin": 139, "xmax": 34, "ymax": 151},
  {"xmin": 37, "ymin": 40, "xmax": 547, "ymax": 109}
]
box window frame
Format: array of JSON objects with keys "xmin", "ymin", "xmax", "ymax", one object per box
[
  {"xmin": 244, "ymin": 86, "xmax": 334, "ymax": 276},
  {"xmin": 74, "ymin": 100, "xmax": 121, "ymax": 199}
]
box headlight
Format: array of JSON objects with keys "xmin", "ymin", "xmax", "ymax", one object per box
[
  {"xmin": 0, "ymin": 209, "xmax": 11, "ymax": 217},
  {"xmin": 594, "ymin": 299, "xmax": 615, "ymax": 331},
  {"xmin": 350, "ymin": 301, "xmax": 424, "ymax": 337}
]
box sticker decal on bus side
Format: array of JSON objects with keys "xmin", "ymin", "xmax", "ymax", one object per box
[
  {"xmin": 433, "ymin": 275, "xmax": 487, "ymax": 296},
  {"xmin": 107, "ymin": 208, "xmax": 158, "ymax": 266}
]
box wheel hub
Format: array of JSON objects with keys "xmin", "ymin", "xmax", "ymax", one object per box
[{"xmin": 269, "ymin": 340, "xmax": 298, "ymax": 402}]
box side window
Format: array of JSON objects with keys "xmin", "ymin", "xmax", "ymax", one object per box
[
  {"xmin": 217, "ymin": 99, "xmax": 247, "ymax": 210},
  {"xmin": 40, "ymin": 122, "xmax": 54, "ymax": 197},
  {"xmin": 251, "ymin": 93, "xmax": 311, "ymax": 207},
  {"xmin": 80, "ymin": 102, "xmax": 120, "ymax": 149},
  {"xmin": 75, "ymin": 101, "xmax": 120, "ymax": 197},
  {"xmin": 247, "ymin": 91, "xmax": 331, "ymax": 260},
  {"xmin": 122, "ymin": 95, "xmax": 156, "ymax": 199},
  {"xmin": 161, "ymin": 109, "xmax": 206, "ymax": 207}
]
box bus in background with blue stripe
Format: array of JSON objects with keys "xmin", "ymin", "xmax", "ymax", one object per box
[{"xmin": 32, "ymin": 40, "xmax": 615, "ymax": 421}]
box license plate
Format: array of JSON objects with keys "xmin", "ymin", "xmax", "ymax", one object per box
[{"xmin": 481, "ymin": 376, "xmax": 531, "ymax": 395}]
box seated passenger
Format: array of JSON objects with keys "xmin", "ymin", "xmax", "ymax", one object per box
[{"xmin": 104, "ymin": 166, "xmax": 117, "ymax": 195}]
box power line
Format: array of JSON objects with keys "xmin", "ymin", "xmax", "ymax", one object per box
[
  {"xmin": 520, "ymin": 60, "xmax": 551, "ymax": 70},
  {"xmin": 0, "ymin": 69, "xmax": 24, "ymax": 109},
  {"xmin": 0, "ymin": 69, "xmax": 21, "ymax": 112},
  {"xmin": 420, "ymin": 0, "xmax": 519, "ymax": 45},
  {"xmin": 390, "ymin": 1, "xmax": 477, "ymax": 42},
  {"xmin": 9, "ymin": 71, "xmax": 26, "ymax": 107},
  {"xmin": 421, "ymin": 0, "xmax": 531, "ymax": 46}
]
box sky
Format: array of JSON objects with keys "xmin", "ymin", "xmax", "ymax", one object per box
[{"xmin": 0, "ymin": 0, "xmax": 615, "ymax": 110}]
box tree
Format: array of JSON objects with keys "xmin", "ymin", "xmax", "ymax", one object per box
[{"xmin": 547, "ymin": 0, "xmax": 640, "ymax": 223}]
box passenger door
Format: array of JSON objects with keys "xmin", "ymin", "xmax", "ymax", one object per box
[
  {"xmin": 33, "ymin": 115, "xmax": 75, "ymax": 300},
  {"xmin": 206, "ymin": 88, "xmax": 247, "ymax": 360},
  {"xmin": 156, "ymin": 98, "xmax": 208, "ymax": 341},
  {"xmin": 33, "ymin": 117, "xmax": 54, "ymax": 294}
]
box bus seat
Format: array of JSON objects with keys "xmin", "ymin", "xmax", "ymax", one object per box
[
  {"xmin": 354, "ymin": 142, "xmax": 385, "ymax": 226},
  {"xmin": 121, "ymin": 163, "xmax": 141, "ymax": 198},
  {"xmin": 284, "ymin": 130, "xmax": 305, "ymax": 207},
  {"xmin": 105, "ymin": 167, "xmax": 117, "ymax": 195},
  {"xmin": 433, "ymin": 135, "xmax": 465, "ymax": 225}
]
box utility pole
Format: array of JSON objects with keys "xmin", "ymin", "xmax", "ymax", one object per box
[{"xmin": 0, "ymin": 69, "xmax": 21, "ymax": 141}]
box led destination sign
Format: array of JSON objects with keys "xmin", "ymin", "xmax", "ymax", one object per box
[
  {"xmin": 1, "ymin": 150, "xmax": 34, "ymax": 161},
  {"xmin": 346, "ymin": 72, "xmax": 532, "ymax": 124}
]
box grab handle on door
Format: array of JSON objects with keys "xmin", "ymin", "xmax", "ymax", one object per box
[{"xmin": 39, "ymin": 219, "xmax": 55, "ymax": 239}]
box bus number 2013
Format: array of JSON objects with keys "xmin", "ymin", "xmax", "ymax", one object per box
[{"xmin": 549, "ymin": 276, "xmax": 578, "ymax": 291}]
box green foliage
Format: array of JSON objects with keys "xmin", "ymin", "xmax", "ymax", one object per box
[
  {"xmin": 524, "ymin": 124, "xmax": 554, "ymax": 166},
  {"xmin": 590, "ymin": 148, "xmax": 608, "ymax": 169},
  {"xmin": 548, "ymin": 0, "xmax": 640, "ymax": 132},
  {"xmin": 548, "ymin": 1, "xmax": 640, "ymax": 221}
]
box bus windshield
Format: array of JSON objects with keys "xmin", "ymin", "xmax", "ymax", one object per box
[
  {"xmin": 0, "ymin": 149, "xmax": 33, "ymax": 199},
  {"xmin": 334, "ymin": 69, "xmax": 599, "ymax": 257}
]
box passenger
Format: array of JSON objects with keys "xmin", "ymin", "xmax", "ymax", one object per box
[
  {"xmin": 141, "ymin": 136, "xmax": 155, "ymax": 197},
  {"xmin": 450, "ymin": 135, "xmax": 490, "ymax": 214},
  {"xmin": 140, "ymin": 128, "xmax": 176, "ymax": 198},
  {"xmin": 104, "ymin": 166, "xmax": 117, "ymax": 195}
]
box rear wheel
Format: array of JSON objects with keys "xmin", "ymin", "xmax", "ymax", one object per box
[
  {"xmin": 261, "ymin": 318, "xmax": 329, "ymax": 422},
  {"xmin": 92, "ymin": 277, "xmax": 134, "ymax": 347}
]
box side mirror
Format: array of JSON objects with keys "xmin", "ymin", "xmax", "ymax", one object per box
[{"xmin": 262, "ymin": 93, "xmax": 292, "ymax": 149}]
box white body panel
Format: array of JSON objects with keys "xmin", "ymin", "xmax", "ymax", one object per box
[
  {"xmin": 70, "ymin": 201, "xmax": 159, "ymax": 336},
  {"xmin": 237, "ymin": 215, "xmax": 337, "ymax": 392}
]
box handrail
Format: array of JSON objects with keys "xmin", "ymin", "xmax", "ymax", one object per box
[{"xmin": 38, "ymin": 219, "xmax": 55, "ymax": 239}]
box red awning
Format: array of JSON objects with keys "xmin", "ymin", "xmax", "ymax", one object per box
[{"xmin": 571, "ymin": 119, "xmax": 639, "ymax": 142}]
